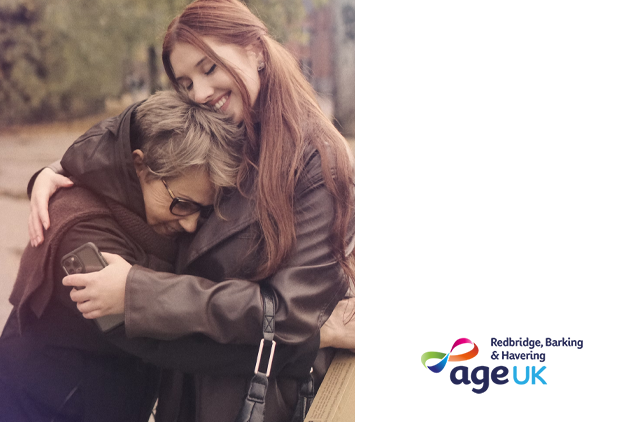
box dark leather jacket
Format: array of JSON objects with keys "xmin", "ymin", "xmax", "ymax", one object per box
[{"xmin": 55, "ymin": 102, "xmax": 355, "ymax": 422}]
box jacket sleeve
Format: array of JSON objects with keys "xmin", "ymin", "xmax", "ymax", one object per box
[
  {"xmin": 123, "ymin": 150, "xmax": 354, "ymax": 347},
  {"xmin": 54, "ymin": 219, "xmax": 318, "ymax": 376}
]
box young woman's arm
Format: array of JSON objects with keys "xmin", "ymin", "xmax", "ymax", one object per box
[
  {"xmin": 54, "ymin": 217, "xmax": 319, "ymax": 377},
  {"xmin": 28, "ymin": 164, "xmax": 73, "ymax": 246},
  {"xmin": 34, "ymin": 154, "xmax": 355, "ymax": 353},
  {"xmin": 65, "ymin": 149, "xmax": 355, "ymax": 349}
]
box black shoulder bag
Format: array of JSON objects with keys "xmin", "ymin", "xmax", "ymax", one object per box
[{"xmin": 234, "ymin": 286, "xmax": 315, "ymax": 422}]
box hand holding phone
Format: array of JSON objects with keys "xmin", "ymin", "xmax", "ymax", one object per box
[
  {"xmin": 61, "ymin": 242, "xmax": 125, "ymax": 332},
  {"xmin": 62, "ymin": 242, "xmax": 107, "ymax": 275}
]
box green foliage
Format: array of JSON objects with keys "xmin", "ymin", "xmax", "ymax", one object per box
[
  {"xmin": 244, "ymin": 0, "xmax": 304, "ymax": 44},
  {"xmin": 1, "ymin": 0, "xmax": 126, "ymax": 123},
  {"xmin": 0, "ymin": 0, "xmax": 178, "ymax": 124},
  {"xmin": 0, "ymin": 1, "xmax": 50, "ymax": 123},
  {"xmin": 0, "ymin": 0, "xmax": 324, "ymax": 125}
]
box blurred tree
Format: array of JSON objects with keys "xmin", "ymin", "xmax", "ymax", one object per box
[
  {"xmin": 245, "ymin": 0, "xmax": 308, "ymax": 44},
  {"xmin": 0, "ymin": 0, "xmax": 50, "ymax": 123},
  {"xmin": 0, "ymin": 0, "xmax": 181, "ymax": 124},
  {"xmin": 0, "ymin": 0, "xmax": 325, "ymax": 125}
]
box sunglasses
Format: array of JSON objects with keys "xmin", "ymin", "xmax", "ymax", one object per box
[{"xmin": 161, "ymin": 178, "xmax": 213, "ymax": 219}]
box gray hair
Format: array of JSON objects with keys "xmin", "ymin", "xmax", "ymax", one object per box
[{"xmin": 134, "ymin": 90, "xmax": 244, "ymax": 191}]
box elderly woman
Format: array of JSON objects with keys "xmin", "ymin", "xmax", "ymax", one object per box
[{"xmin": 0, "ymin": 91, "xmax": 340, "ymax": 422}]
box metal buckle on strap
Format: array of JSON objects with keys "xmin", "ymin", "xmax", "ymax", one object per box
[{"xmin": 254, "ymin": 338, "xmax": 277, "ymax": 377}]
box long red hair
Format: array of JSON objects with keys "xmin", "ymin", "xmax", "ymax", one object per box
[{"xmin": 162, "ymin": 0, "xmax": 355, "ymax": 285}]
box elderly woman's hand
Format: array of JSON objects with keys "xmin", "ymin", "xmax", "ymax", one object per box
[
  {"xmin": 63, "ymin": 252, "xmax": 131, "ymax": 319},
  {"xmin": 320, "ymin": 297, "xmax": 355, "ymax": 352},
  {"xmin": 29, "ymin": 168, "xmax": 74, "ymax": 246}
]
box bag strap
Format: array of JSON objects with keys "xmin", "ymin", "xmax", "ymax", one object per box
[
  {"xmin": 234, "ymin": 286, "xmax": 276, "ymax": 422},
  {"xmin": 289, "ymin": 373, "xmax": 315, "ymax": 422},
  {"xmin": 235, "ymin": 286, "xmax": 316, "ymax": 422}
]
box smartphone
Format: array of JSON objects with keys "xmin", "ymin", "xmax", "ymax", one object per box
[{"xmin": 61, "ymin": 242, "xmax": 125, "ymax": 332}]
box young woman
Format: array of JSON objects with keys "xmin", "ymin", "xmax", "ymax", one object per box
[{"xmin": 28, "ymin": 1, "xmax": 355, "ymax": 421}]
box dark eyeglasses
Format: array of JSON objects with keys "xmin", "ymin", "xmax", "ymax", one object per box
[{"xmin": 161, "ymin": 179, "xmax": 213, "ymax": 218}]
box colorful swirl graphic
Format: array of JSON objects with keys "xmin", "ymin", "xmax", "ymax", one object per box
[{"xmin": 421, "ymin": 338, "xmax": 479, "ymax": 373}]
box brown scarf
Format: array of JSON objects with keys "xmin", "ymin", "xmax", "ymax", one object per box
[{"xmin": 9, "ymin": 187, "xmax": 177, "ymax": 332}]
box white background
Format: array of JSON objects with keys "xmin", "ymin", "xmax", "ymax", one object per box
[{"xmin": 357, "ymin": 1, "xmax": 623, "ymax": 420}]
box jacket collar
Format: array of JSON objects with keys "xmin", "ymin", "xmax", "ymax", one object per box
[{"xmin": 179, "ymin": 187, "xmax": 257, "ymax": 271}]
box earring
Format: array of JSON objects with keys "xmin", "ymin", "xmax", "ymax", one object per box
[{"xmin": 257, "ymin": 61, "xmax": 265, "ymax": 71}]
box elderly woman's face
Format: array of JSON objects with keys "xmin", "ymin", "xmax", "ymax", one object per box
[
  {"xmin": 139, "ymin": 166, "xmax": 213, "ymax": 237},
  {"xmin": 170, "ymin": 36, "xmax": 262, "ymax": 124}
]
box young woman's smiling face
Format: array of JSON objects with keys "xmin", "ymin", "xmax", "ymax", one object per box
[{"xmin": 170, "ymin": 37, "xmax": 262, "ymax": 124}]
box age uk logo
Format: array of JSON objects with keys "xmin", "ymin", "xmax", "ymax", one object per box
[
  {"xmin": 421, "ymin": 337, "xmax": 546, "ymax": 394},
  {"xmin": 421, "ymin": 338, "xmax": 479, "ymax": 373}
]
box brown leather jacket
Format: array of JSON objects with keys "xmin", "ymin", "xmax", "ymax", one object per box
[{"xmin": 56, "ymin": 103, "xmax": 355, "ymax": 422}]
